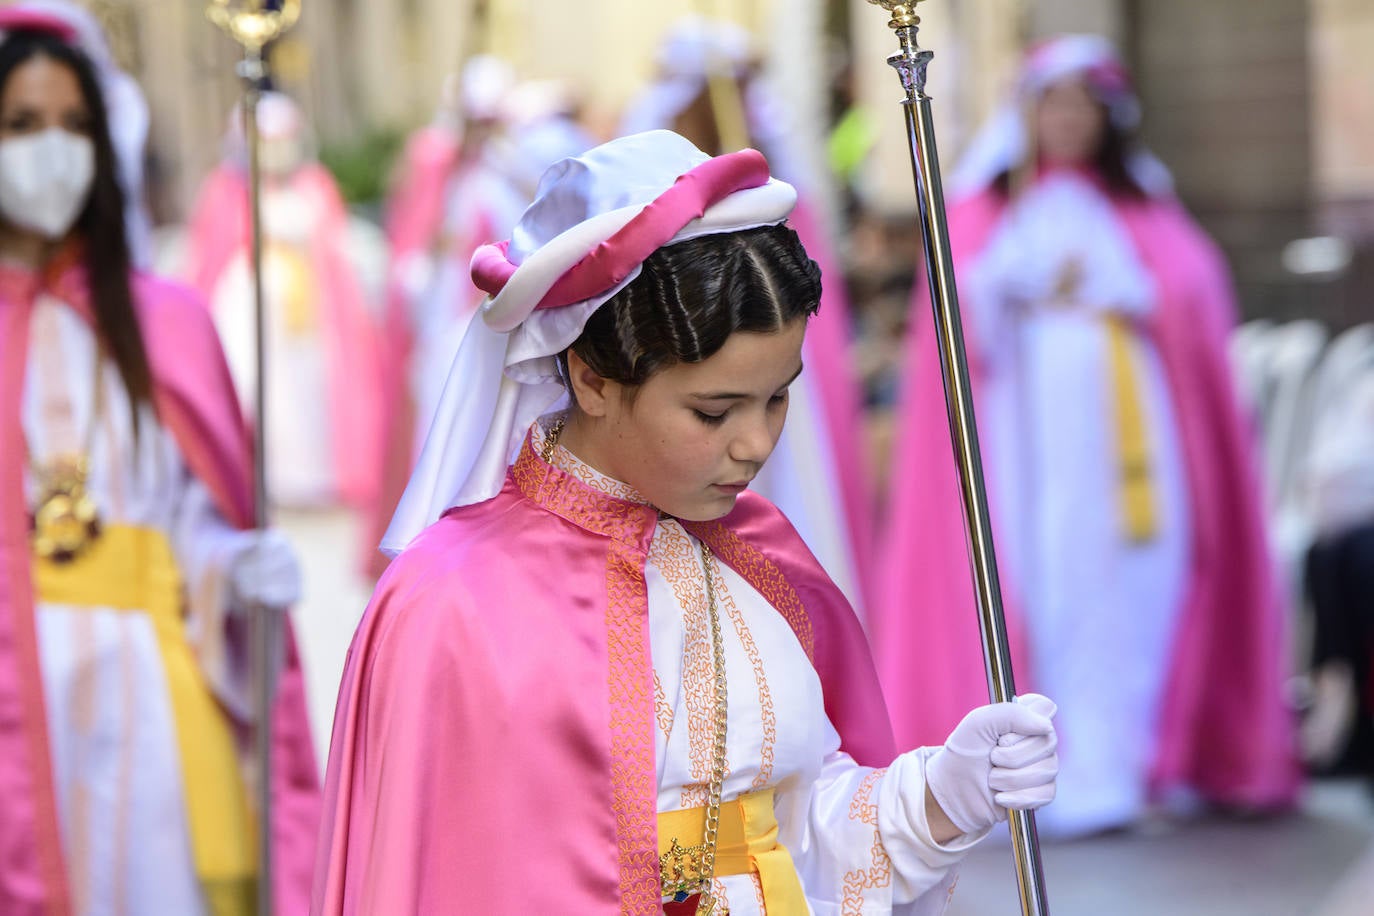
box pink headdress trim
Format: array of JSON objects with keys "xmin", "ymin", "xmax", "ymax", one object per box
[
  {"xmin": 471, "ymin": 147, "xmax": 770, "ymax": 312},
  {"xmin": 0, "ymin": 9, "xmax": 77, "ymax": 42}
]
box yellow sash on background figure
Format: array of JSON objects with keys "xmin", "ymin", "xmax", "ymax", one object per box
[
  {"xmin": 34, "ymin": 524, "xmax": 256, "ymax": 916},
  {"xmin": 1104, "ymin": 314, "xmax": 1159, "ymax": 542}
]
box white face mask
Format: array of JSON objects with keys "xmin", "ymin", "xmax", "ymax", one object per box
[{"xmin": 0, "ymin": 128, "xmax": 95, "ymax": 239}]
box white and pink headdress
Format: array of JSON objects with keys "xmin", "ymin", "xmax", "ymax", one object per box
[
  {"xmin": 949, "ymin": 34, "xmax": 1173, "ymax": 198},
  {"xmin": 0, "ymin": 0, "xmax": 154, "ymax": 263},
  {"xmin": 382, "ymin": 129, "xmax": 797, "ymax": 554}
]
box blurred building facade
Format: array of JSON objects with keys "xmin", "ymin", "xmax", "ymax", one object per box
[{"xmin": 63, "ymin": 0, "xmax": 1372, "ymax": 325}]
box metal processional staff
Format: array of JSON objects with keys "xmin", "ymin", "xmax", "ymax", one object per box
[
  {"xmin": 865, "ymin": 2, "xmax": 1051, "ymax": 913},
  {"xmin": 204, "ymin": 1, "xmax": 301, "ymax": 913}
]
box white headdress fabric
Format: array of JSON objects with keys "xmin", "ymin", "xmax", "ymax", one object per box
[
  {"xmin": 382, "ymin": 129, "xmax": 797, "ymax": 555},
  {"xmin": 948, "ymin": 34, "xmax": 1173, "ymax": 199},
  {"xmin": 5, "ymin": 0, "xmax": 154, "ymax": 264}
]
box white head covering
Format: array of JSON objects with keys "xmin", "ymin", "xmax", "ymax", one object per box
[
  {"xmin": 618, "ymin": 16, "xmax": 807, "ymax": 186},
  {"xmin": 620, "ymin": 16, "xmax": 752, "ymax": 137},
  {"xmin": 949, "ymin": 34, "xmax": 1173, "ymax": 199},
  {"xmin": 0, "ymin": 0, "xmax": 154, "ymax": 264},
  {"xmin": 382, "ymin": 129, "xmax": 797, "ymax": 555}
]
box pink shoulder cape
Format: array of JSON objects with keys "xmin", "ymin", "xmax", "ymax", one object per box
[
  {"xmin": 870, "ymin": 187, "xmax": 1298, "ymax": 807},
  {"xmin": 312, "ymin": 435, "xmax": 894, "ymax": 914},
  {"xmin": 0, "ymin": 263, "xmax": 319, "ymax": 915},
  {"xmin": 184, "ymin": 163, "xmax": 383, "ymax": 508}
]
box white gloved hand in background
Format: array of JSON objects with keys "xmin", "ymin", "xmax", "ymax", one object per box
[
  {"xmin": 228, "ymin": 528, "xmax": 302, "ymax": 611},
  {"xmin": 925, "ymin": 693, "xmax": 1059, "ymax": 836}
]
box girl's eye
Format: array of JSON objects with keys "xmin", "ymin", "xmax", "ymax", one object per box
[
  {"xmin": 693, "ymin": 409, "xmax": 728, "ymax": 426},
  {"xmin": 769, "ymin": 391, "xmax": 789, "ymax": 406}
]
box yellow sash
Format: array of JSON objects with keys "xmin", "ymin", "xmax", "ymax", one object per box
[
  {"xmin": 33, "ymin": 524, "xmax": 256, "ymax": 916},
  {"xmin": 658, "ymin": 788, "xmax": 806, "ymax": 912},
  {"xmin": 1104, "ymin": 315, "xmax": 1159, "ymax": 542}
]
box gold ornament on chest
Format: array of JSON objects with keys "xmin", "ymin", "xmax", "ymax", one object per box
[{"xmin": 30, "ymin": 453, "xmax": 102, "ymax": 563}]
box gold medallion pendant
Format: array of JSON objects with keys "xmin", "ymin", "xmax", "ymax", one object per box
[{"xmin": 30, "ymin": 454, "xmax": 101, "ymax": 564}]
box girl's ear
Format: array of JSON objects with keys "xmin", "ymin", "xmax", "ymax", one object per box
[{"xmin": 566, "ymin": 349, "xmax": 614, "ymax": 418}]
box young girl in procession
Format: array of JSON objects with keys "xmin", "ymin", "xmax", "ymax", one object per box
[
  {"xmin": 313, "ymin": 130, "xmax": 1059, "ymax": 915},
  {"xmin": 872, "ymin": 35, "xmax": 1297, "ymax": 838},
  {"xmin": 0, "ymin": 11, "xmax": 319, "ymax": 915}
]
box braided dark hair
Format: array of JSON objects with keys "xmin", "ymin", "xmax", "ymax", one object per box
[{"xmin": 560, "ymin": 224, "xmax": 821, "ymax": 391}]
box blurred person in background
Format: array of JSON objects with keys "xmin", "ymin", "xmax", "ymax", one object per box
[
  {"xmin": 364, "ymin": 60, "xmax": 594, "ymax": 576},
  {"xmin": 1301, "ymin": 366, "xmax": 1374, "ymax": 777},
  {"xmin": 620, "ymin": 16, "xmax": 874, "ymax": 613},
  {"xmin": 0, "ymin": 13, "xmax": 318, "ymax": 914},
  {"xmin": 184, "ymin": 91, "xmax": 383, "ymax": 510},
  {"xmin": 872, "ymin": 34, "xmax": 1297, "ymax": 837}
]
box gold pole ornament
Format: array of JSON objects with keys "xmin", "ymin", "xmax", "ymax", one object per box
[
  {"xmin": 864, "ymin": 2, "xmax": 1052, "ymax": 913},
  {"xmin": 205, "ymin": 3, "xmax": 301, "ymax": 914},
  {"xmin": 206, "ymin": 0, "xmax": 300, "ymax": 53}
]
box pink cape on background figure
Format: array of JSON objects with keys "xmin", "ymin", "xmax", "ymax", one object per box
[
  {"xmin": 871, "ymin": 187, "xmax": 1299, "ymax": 809},
  {"xmin": 312, "ymin": 437, "xmax": 895, "ymax": 914},
  {"xmin": 0, "ymin": 264, "xmax": 320, "ymax": 915},
  {"xmin": 788, "ymin": 198, "xmax": 876, "ymax": 611},
  {"xmin": 366, "ymin": 127, "xmax": 462, "ymax": 579},
  {"xmin": 184, "ymin": 162, "xmax": 383, "ymax": 508}
]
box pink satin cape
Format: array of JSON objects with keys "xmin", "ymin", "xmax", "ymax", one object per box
[
  {"xmin": 0, "ymin": 261, "xmax": 320, "ymax": 915},
  {"xmin": 312, "ymin": 433, "xmax": 895, "ymax": 914},
  {"xmin": 871, "ymin": 184, "xmax": 1299, "ymax": 807},
  {"xmin": 184, "ymin": 163, "xmax": 383, "ymax": 508}
]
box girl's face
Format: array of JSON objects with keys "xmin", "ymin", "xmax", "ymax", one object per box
[
  {"xmin": 565, "ymin": 317, "xmax": 806, "ymax": 521},
  {"xmin": 0, "ymin": 54, "xmax": 90, "ymax": 140},
  {"xmin": 1033, "ymin": 78, "xmax": 1106, "ymax": 167}
]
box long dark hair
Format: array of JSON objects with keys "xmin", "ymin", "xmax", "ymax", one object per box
[
  {"xmin": 0, "ymin": 30, "xmax": 151, "ymax": 410},
  {"xmin": 560, "ymin": 224, "xmax": 822, "ymax": 390},
  {"xmin": 994, "ymin": 100, "xmax": 1147, "ymax": 200}
]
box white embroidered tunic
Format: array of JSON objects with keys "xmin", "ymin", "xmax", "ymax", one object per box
[
  {"xmin": 23, "ymin": 293, "xmax": 255, "ymax": 916},
  {"xmin": 538, "ymin": 423, "xmax": 983, "ymax": 915}
]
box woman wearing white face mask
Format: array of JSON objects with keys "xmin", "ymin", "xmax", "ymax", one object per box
[{"xmin": 0, "ymin": 16, "xmax": 319, "ymax": 916}]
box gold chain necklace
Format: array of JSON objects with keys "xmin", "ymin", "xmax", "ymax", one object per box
[
  {"xmin": 28, "ymin": 318, "xmax": 105, "ymax": 564},
  {"xmin": 540, "ymin": 418, "xmax": 730, "ymax": 913}
]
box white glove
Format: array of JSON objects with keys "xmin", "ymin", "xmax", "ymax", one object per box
[
  {"xmin": 925, "ymin": 693, "xmax": 1059, "ymax": 836},
  {"xmin": 228, "ymin": 528, "xmax": 302, "ymax": 611}
]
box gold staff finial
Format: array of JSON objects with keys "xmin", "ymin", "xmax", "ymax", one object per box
[
  {"xmin": 206, "ymin": 0, "xmax": 300, "ymax": 53},
  {"xmin": 867, "ymin": 0, "xmax": 924, "ymax": 31}
]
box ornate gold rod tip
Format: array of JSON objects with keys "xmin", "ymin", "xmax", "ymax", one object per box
[
  {"xmin": 205, "ymin": 0, "xmax": 301, "ymax": 52},
  {"xmin": 867, "ymin": 0, "xmax": 923, "ymax": 30}
]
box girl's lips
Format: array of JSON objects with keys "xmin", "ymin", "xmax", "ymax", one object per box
[{"xmin": 713, "ymin": 482, "xmax": 750, "ymax": 494}]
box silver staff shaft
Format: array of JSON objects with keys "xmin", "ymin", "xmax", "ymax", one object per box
[
  {"xmin": 238, "ymin": 46, "xmax": 277, "ymax": 916},
  {"xmin": 872, "ymin": 3, "xmax": 1050, "ymax": 912},
  {"xmin": 205, "ymin": 7, "xmax": 301, "ymax": 910}
]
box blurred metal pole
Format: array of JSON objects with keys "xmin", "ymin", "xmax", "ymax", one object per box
[
  {"xmin": 864, "ymin": 3, "xmax": 1051, "ymax": 914},
  {"xmin": 204, "ymin": 3, "xmax": 301, "ymax": 913}
]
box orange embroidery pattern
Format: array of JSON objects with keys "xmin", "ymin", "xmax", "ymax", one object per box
[
  {"xmin": 688, "ymin": 520, "xmax": 815, "ymax": 662},
  {"xmin": 543, "ymin": 427, "xmax": 649, "ymax": 505},
  {"xmin": 650, "ymin": 522, "xmax": 721, "ymax": 794},
  {"xmin": 511, "ymin": 431, "xmax": 663, "ymax": 913},
  {"xmin": 718, "ymin": 584, "xmax": 777, "ymax": 791},
  {"xmin": 841, "ymin": 769, "xmax": 892, "ymax": 915},
  {"xmin": 606, "ymin": 539, "xmax": 661, "ymax": 914},
  {"xmin": 654, "ymin": 672, "xmax": 674, "ymax": 740},
  {"xmin": 512, "ymin": 432, "xmax": 657, "ymax": 551}
]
